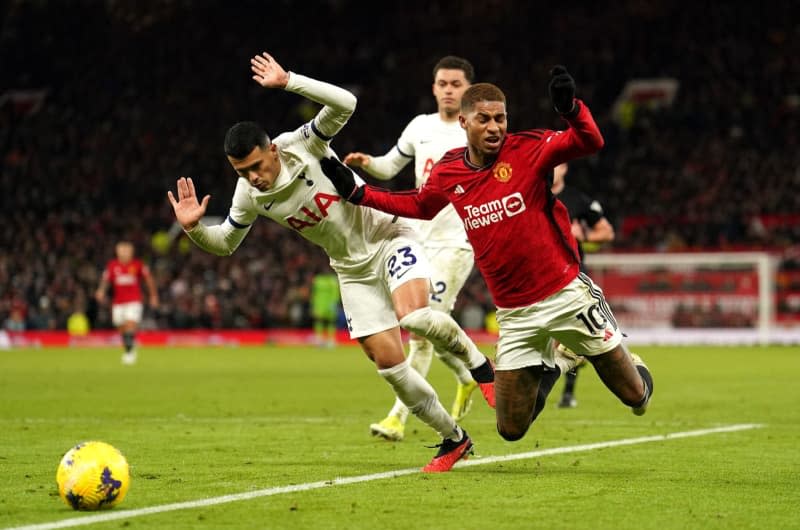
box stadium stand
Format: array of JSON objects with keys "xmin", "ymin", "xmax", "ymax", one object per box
[{"xmin": 1, "ymin": 1, "xmax": 798, "ymax": 331}]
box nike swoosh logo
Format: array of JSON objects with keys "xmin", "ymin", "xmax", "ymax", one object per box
[
  {"xmin": 419, "ymin": 140, "xmax": 432, "ymax": 144},
  {"xmin": 395, "ymin": 268, "xmax": 410, "ymax": 279},
  {"xmin": 264, "ymin": 201, "xmax": 275, "ymax": 211}
]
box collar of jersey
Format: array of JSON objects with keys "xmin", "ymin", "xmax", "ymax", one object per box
[{"xmin": 462, "ymin": 148, "xmax": 499, "ymax": 171}]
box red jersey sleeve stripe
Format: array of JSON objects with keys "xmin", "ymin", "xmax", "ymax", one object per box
[
  {"xmin": 365, "ymin": 185, "xmax": 420, "ymax": 196},
  {"xmin": 517, "ymin": 130, "xmax": 544, "ymax": 140}
]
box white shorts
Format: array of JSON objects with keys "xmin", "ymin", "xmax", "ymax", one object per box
[
  {"xmin": 111, "ymin": 302, "xmax": 143, "ymax": 327},
  {"xmin": 425, "ymin": 246, "xmax": 474, "ymax": 314},
  {"xmin": 495, "ymin": 273, "xmax": 622, "ymax": 371},
  {"xmin": 339, "ymin": 237, "xmax": 432, "ymax": 338}
]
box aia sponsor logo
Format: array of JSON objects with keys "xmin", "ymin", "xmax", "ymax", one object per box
[
  {"xmin": 462, "ymin": 192, "xmax": 526, "ymax": 231},
  {"xmin": 284, "ymin": 192, "xmax": 341, "ymax": 231},
  {"xmin": 493, "ymin": 161, "xmax": 512, "ymax": 182}
]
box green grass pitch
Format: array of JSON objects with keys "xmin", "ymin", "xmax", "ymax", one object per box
[{"xmin": 1, "ymin": 344, "xmax": 798, "ymax": 529}]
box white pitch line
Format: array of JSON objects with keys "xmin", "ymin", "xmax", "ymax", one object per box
[{"xmin": 5, "ymin": 423, "xmax": 762, "ymax": 530}]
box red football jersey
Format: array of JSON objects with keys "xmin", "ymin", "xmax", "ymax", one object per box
[
  {"xmin": 361, "ymin": 100, "xmax": 604, "ymax": 308},
  {"xmin": 102, "ymin": 259, "xmax": 151, "ymax": 305}
]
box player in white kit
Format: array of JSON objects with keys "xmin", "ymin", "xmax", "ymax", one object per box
[
  {"xmin": 344, "ymin": 56, "xmax": 488, "ymax": 441},
  {"xmin": 166, "ymin": 52, "xmax": 494, "ymax": 472}
]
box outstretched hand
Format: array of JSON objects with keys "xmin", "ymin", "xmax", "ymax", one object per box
[
  {"xmin": 167, "ymin": 177, "xmax": 210, "ymax": 230},
  {"xmin": 251, "ymin": 52, "xmax": 290, "ymax": 89},
  {"xmin": 319, "ymin": 157, "xmax": 364, "ymax": 204},
  {"xmin": 548, "ymin": 65, "xmax": 577, "ymax": 116}
]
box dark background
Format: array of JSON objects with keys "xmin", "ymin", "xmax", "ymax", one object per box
[{"xmin": 2, "ymin": 0, "xmax": 798, "ymax": 330}]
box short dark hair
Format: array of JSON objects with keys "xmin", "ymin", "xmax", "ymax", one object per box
[
  {"xmin": 224, "ymin": 121, "xmax": 270, "ymax": 159},
  {"xmin": 433, "ymin": 56, "xmax": 475, "ymax": 83},
  {"xmin": 461, "ymin": 83, "xmax": 506, "ymax": 112}
]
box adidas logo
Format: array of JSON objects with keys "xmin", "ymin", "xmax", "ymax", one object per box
[{"xmin": 454, "ymin": 185, "xmax": 465, "ymax": 194}]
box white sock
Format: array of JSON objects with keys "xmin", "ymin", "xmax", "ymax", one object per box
[
  {"xmin": 378, "ymin": 360, "xmax": 460, "ymax": 440},
  {"xmin": 408, "ymin": 338, "xmax": 434, "ymax": 377},
  {"xmin": 434, "ymin": 349, "xmax": 474, "ymax": 385},
  {"xmin": 386, "ymin": 339, "xmax": 434, "ymax": 422},
  {"xmin": 399, "ymin": 307, "xmax": 486, "ymax": 370}
]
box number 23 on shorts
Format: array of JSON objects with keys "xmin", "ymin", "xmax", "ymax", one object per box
[{"xmin": 387, "ymin": 246, "xmax": 417, "ymax": 279}]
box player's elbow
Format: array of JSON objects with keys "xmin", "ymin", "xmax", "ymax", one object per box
[
  {"xmin": 342, "ymin": 92, "xmax": 357, "ymax": 113},
  {"xmin": 591, "ymin": 132, "xmax": 605, "ymax": 151},
  {"xmin": 211, "ymin": 247, "xmax": 236, "ymax": 257},
  {"xmin": 597, "ymin": 219, "xmax": 615, "ymax": 242}
]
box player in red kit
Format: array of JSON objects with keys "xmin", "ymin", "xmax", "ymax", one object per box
[
  {"xmin": 95, "ymin": 241, "xmax": 159, "ymax": 365},
  {"xmin": 321, "ymin": 66, "xmax": 653, "ymax": 442}
]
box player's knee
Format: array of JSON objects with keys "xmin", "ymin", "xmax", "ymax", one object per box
[
  {"xmin": 399, "ymin": 307, "xmax": 434, "ymax": 337},
  {"xmin": 496, "ymin": 421, "xmax": 528, "ymax": 442}
]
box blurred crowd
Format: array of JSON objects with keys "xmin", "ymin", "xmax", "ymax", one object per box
[{"xmin": 1, "ymin": 0, "xmax": 798, "ymax": 330}]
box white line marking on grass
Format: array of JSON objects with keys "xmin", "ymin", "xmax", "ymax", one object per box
[
  {"xmin": 6, "ymin": 423, "xmax": 762, "ymax": 530},
  {"xmin": 457, "ymin": 423, "xmax": 763, "ymax": 467}
]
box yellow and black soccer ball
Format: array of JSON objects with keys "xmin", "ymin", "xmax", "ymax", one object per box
[{"xmin": 56, "ymin": 441, "xmax": 130, "ymax": 510}]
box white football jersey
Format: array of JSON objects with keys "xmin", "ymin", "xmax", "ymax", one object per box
[
  {"xmin": 394, "ymin": 113, "xmax": 470, "ymax": 249},
  {"xmin": 186, "ymin": 72, "xmax": 416, "ymax": 275},
  {"xmin": 228, "ymin": 132, "xmax": 415, "ymax": 274}
]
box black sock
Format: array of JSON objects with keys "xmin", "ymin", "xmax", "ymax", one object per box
[
  {"xmin": 563, "ymin": 370, "xmax": 578, "ymax": 395},
  {"xmin": 532, "ymin": 366, "xmax": 561, "ymax": 421},
  {"xmin": 469, "ymin": 358, "xmax": 494, "ymax": 383},
  {"xmin": 122, "ymin": 332, "xmax": 135, "ymax": 352},
  {"xmin": 633, "ymin": 365, "xmax": 654, "ymax": 407}
]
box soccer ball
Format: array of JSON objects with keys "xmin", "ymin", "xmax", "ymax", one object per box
[{"xmin": 56, "ymin": 441, "xmax": 130, "ymax": 510}]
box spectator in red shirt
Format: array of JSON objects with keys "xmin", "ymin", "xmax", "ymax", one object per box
[
  {"xmin": 321, "ymin": 67, "xmax": 654, "ymax": 442},
  {"xmin": 95, "ymin": 241, "xmax": 159, "ymax": 364}
]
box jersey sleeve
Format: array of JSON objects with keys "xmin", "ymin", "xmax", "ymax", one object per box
[
  {"xmin": 184, "ymin": 180, "xmax": 255, "ymax": 256},
  {"xmin": 395, "ymin": 115, "xmax": 422, "ymax": 158},
  {"xmin": 361, "ymin": 146, "xmax": 412, "ymax": 180},
  {"xmin": 357, "ymin": 115, "xmax": 421, "ymax": 180},
  {"xmin": 360, "ymin": 171, "xmax": 450, "ymax": 220},
  {"xmin": 283, "ymin": 72, "xmax": 357, "ymax": 158},
  {"xmin": 538, "ymin": 100, "xmax": 605, "ymax": 169},
  {"xmin": 228, "ymin": 178, "xmax": 259, "ymax": 227}
]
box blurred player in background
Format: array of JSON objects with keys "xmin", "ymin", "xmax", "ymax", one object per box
[
  {"xmin": 321, "ymin": 66, "xmax": 654, "ymax": 443},
  {"xmin": 311, "ymin": 270, "xmax": 340, "ymax": 347},
  {"xmin": 167, "ymin": 52, "xmax": 495, "ymax": 472},
  {"xmin": 95, "ymin": 241, "xmax": 159, "ymax": 365},
  {"xmin": 343, "ymin": 56, "xmax": 481, "ymax": 441},
  {"xmin": 551, "ymin": 162, "xmax": 616, "ymax": 408}
]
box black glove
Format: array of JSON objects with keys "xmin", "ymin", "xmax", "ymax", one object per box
[
  {"xmin": 319, "ymin": 156, "xmax": 365, "ymax": 203},
  {"xmin": 548, "ymin": 65, "xmax": 578, "ymax": 117}
]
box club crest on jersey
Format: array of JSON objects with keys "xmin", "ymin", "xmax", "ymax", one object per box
[{"xmin": 493, "ymin": 162, "xmax": 513, "ymax": 183}]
